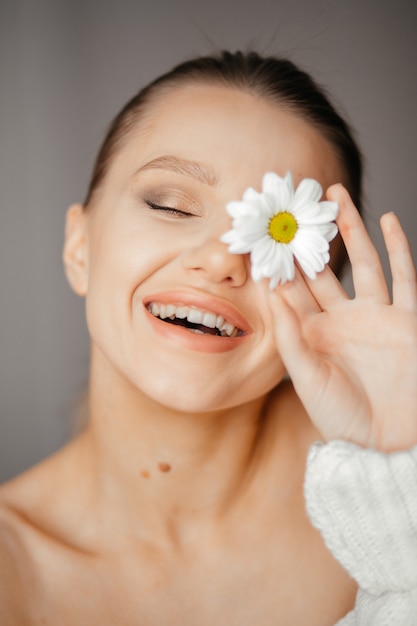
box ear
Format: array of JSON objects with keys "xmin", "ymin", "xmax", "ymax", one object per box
[{"xmin": 63, "ymin": 204, "xmax": 89, "ymax": 296}]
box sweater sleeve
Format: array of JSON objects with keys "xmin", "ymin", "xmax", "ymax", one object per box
[{"xmin": 304, "ymin": 440, "xmax": 417, "ymax": 625}]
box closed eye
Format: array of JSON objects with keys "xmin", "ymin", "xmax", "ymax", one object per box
[{"xmin": 145, "ymin": 200, "xmax": 193, "ymax": 218}]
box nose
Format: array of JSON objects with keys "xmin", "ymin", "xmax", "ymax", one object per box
[{"xmin": 181, "ymin": 235, "xmax": 248, "ymax": 287}]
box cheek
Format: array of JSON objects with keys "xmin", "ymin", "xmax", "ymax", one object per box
[
  {"xmin": 243, "ymin": 342, "xmax": 287, "ymax": 400},
  {"xmin": 83, "ymin": 216, "xmax": 194, "ymax": 388},
  {"xmin": 83, "ymin": 212, "xmax": 287, "ymax": 411},
  {"xmin": 86, "ymin": 215, "xmax": 183, "ymax": 311},
  {"xmin": 83, "ymin": 222, "xmax": 154, "ymax": 363}
]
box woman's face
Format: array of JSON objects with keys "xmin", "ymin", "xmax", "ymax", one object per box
[{"xmin": 73, "ymin": 84, "xmax": 342, "ymax": 413}]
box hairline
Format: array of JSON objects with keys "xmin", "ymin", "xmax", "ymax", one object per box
[{"xmin": 85, "ymin": 77, "xmax": 348, "ymax": 207}]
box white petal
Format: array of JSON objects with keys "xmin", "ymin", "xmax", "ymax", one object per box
[
  {"xmin": 272, "ymin": 244, "xmax": 295, "ymax": 285},
  {"xmin": 316, "ymin": 221, "xmax": 339, "ymax": 242},
  {"xmin": 294, "ymin": 251, "xmax": 323, "ymax": 279},
  {"xmin": 318, "ymin": 200, "xmax": 339, "ymax": 220},
  {"xmin": 294, "ymin": 202, "xmax": 334, "ymax": 226},
  {"xmin": 284, "ymin": 171, "xmax": 295, "ymax": 196},
  {"xmin": 251, "ymin": 236, "xmax": 277, "ymax": 268},
  {"xmin": 228, "ymin": 240, "xmax": 254, "ymax": 254},
  {"xmin": 322, "ymin": 250, "xmax": 330, "ymax": 265},
  {"xmin": 264, "ymin": 243, "xmax": 285, "ymax": 278},
  {"xmin": 251, "ymin": 239, "xmax": 279, "ymax": 282},
  {"xmin": 295, "ymin": 202, "xmax": 338, "ymax": 226},
  {"xmin": 292, "ymin": 237, "xmax": 327, "ymax": 278},
  {"xmin": 242, "ymin": 187, "xmax": 260, "ymax": 202},
  {"xmin": 220, "ymin": 230, "xmax": 241, "ymax": 245},
  {"xmin": 293, "ymin": 178, "xmax": 322, "ymax": 206},
  {"xmin": 269, "ymin": 244, "xmax": 295, "ymax": 285},
  {"xmin": 281, "ymin": 244, "xmax": 296, "ymax": 282},
  {"xmin": 293, "ymin": 229, "xmax": 329, "ymax": 258},
  {"xmin": 235, "ymin": 226, "xmax": 268, "ymax": 244},
  {"xmin": 258, "ymin": 193, "xmax": 277, "ymax": 218},
  {"xmin": 296, "ymin": 228, "xmax": 330, "ymax": 253},
  {"xmin": 221, "ymin": 231, "xmax": 253, "ymax": 253},
  {"xmin": 233, "ymin": 211, "xmax": 268, "ymax": 233},
  {"xmin": 262, "ymin": 172, "xmax": 282, "ymax": 194},
  {"xmin": 251, "ymin": 262, "xmax": 265, "ymax": 282},
  {"xmin": 269, "ymin": 273, "xmax": 282, "ymax": 290},
  {"xmin": 226, "ymin": 200, "xmax": 258, "ymax": 219},
  {"xmin": 292, "ymin": 201, "xmax": 321, "ymax": 223},
  {"xmin": 262, "ymin": 172, "xmax": 292, "ymax": 212}
]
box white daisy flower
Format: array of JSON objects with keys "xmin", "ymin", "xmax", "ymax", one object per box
[{"xmin": 220, "ymin": 172, "xmax": 339, "ymax": 289}]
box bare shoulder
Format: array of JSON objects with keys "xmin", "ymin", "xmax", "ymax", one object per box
[
  {"xmin": 0, "ymin": 488, "xmax": 29, "ymax": 623},
  {"xmin": 0, "ymin": 442, "xmax": 86, "ymax": 623}
]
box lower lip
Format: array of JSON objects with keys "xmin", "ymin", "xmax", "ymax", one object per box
[{"xmin": 144, "ymin": 308, "xmax": 248, "ymax": 353}]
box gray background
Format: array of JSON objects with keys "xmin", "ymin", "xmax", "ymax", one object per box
[{"xmin": 1, "ymin": 0, "xmax": 416, "ymax": 482}]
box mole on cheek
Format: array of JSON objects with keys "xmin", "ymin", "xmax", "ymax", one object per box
[
  {"xmin": 141, "ymin": 470, "xmax": 150, "ymax": 479},
  {"xmin": 158, "ymin": 462, "xmax": 171, "ymax": 473}
]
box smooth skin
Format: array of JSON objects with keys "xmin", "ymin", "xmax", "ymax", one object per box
[{"xmin": 0, "ymin": 84, "xmax": 416, "ymax": 626}]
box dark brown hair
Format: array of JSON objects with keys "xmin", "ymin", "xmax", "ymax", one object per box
[{"xmin": 84, "ymin": 50, "xmax": 363, "ymax": 217}]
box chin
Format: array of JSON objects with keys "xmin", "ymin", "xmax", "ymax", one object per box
[
  {"xmin": 138, "ymin": 377, "xmax": 242, "ymax": 414},
  {"xmin": 131, "ymin": 366, "xmax": 284, "ymax": 415},
  {"xmin": 90, "ymin": 331, "xmax": 286, "ymax": 415}
]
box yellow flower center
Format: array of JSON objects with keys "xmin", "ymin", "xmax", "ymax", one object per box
[{"xmin": 268, "ymin": 211, "xmax": 298, "ymax": 243}]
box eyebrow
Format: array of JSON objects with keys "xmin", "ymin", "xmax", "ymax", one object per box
[{"xmin": 133, "ymin": 155, "xmax": 218, "ymax": 186}]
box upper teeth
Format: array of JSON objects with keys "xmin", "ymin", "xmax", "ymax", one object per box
[{"xmin": 146, "ymin": 303, "xmax": 240, "ymax": 337}]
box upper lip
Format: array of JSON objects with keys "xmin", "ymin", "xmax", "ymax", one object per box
[{"xmin": 143, "ymin": 290, "xmax": 253, "ymax": 335}]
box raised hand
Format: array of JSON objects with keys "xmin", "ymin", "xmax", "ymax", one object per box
[{"xmin": 268, "ymin": 184, "xmax": 417, "ymax": 452}]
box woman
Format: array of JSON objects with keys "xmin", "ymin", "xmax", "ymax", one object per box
[{"xmin": 0, "ymin": 51, "xmax": 416, "ymax": 625}]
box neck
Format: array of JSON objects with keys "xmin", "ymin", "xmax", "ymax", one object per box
[{"xmin": 80, "ymin": 345, "xmax": 270, "ymax": 548}]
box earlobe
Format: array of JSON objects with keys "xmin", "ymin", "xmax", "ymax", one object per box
[{"xmin": 63, "ymin": 204, "xmax": 89, "ymax": 296}]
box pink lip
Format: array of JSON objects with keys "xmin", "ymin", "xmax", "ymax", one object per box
[{"xmin": 142, "ymin": 290, "xmax": 253, "ymax": 354}]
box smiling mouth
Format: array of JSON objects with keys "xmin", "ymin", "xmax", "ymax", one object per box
[{"xmin": 146, "ymin": 302, "xmax": 244, "ymax": 337}]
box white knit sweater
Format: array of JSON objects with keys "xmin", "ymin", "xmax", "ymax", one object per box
[{"xmin": 304, "ymin": 441, "xmax": 417, "ymax": 625}]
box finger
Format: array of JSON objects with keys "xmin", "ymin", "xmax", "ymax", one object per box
[
  {"xmin": 303, "ymin": 264, "xmax": 349, "ymax": 311},
  {"xmin": 380, "ymin": 212, "xmax": 417, "ymax": 311},
  {"xmin": 268, "ymin": 291, "xmax": 326, "ymax": 403},
  {"xmin": 327, "ymin": 184, "xmax": 390, "ymax": 303},
  {"xmin": 277, "ymin": 266, "xmax": 322, "ymax": 320}
]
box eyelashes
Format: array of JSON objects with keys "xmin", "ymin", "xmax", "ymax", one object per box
[{"xmin": 145, "ymin": 199, "xmax": 195, "ymax": 218}]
